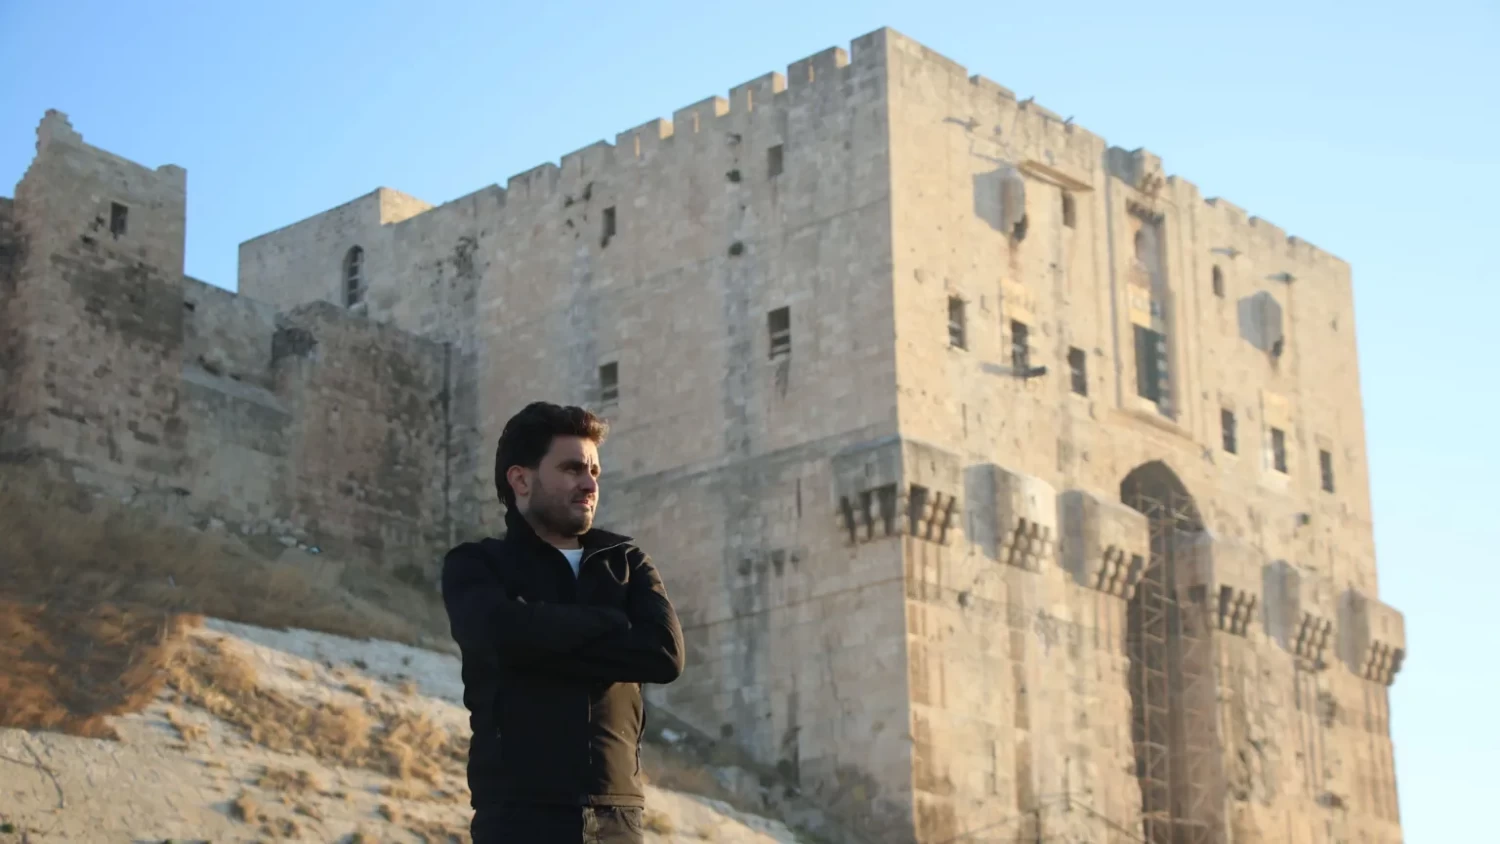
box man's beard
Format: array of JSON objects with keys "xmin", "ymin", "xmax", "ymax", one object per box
[{"xmin": 530, "ymin": 482, "xmax": 593, "ymax": 538}]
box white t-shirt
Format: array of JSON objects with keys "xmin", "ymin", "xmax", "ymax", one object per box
[{"xmin": 559, "ymin": 547, "xmax": 585, "ymax": 578}]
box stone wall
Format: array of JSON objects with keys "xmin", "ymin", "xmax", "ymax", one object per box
[
  {"xmin": 1, "ymin": 112, "xmax": 457, "ymax": 579},
  {"xmin": 883, "ymin": 30, "xmax": 1402, "ymax": 843}
]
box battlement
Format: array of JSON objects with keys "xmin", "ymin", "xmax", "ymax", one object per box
[
  {"xmin": 493, "ymin": 31, "xmax": 888, "ymax": 207},
  {"xmin": 22, "ymin": 110, "xmax": 185, "ymax": 194}
]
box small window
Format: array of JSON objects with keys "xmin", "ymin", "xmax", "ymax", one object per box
[
  {"xmin": 1061, "ymin": 192, "xmax": 1076, "ymax": 229},
  {"xmin": 1271, "ymin": 427, "xmax": 1288, "ymax": 473},
  {"xmin": 109, "ymin": 202, "xmax": 128, "ymax": 236},
  {"xmin": 768, "ymin": 306, "xmax": 791, "ymax": 359},
  {"xmin": 948, "ymin": 297, "xmax": 967, "ymax": 349},
  {"xmin": 601, "ymin": 207, "xmax": 617, "ymax": 246},
  {"xmin": 1212, "ymin": 265, "xmax": 1225, "ymax": 298},
  {"xmin": 1320, "ymin": 449, "xmax": 1335, "ymax": 493},
  {"xmin": 343, "ymin": 246, "xmax": 364, "ymax": 307},
  {"xmin": 1011, "ymin": 321, "xmax": 1030, "ymax": 373},
  {"xmin": 768, "ymin": 144, "xmax": 784, "ymax": 178},
  {"xmin": 1067, "ymin": 347, "xmax": 1087, "ymax": 395},
  {"xmin": 1133, "ymin": 325, "xmax": 1167, "ymax": 405},
  {"xmin": 599, "ymin": 362, "xmax": 619, "ymax": 404},
  {"xmin": 1221, "ymin": 409, "xmax": 1238, "ymax": 454}
]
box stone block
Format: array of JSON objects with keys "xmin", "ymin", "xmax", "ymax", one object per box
[
  {"xmin": 1338, "ymin": 589, "xmax": 1406, "ymax": 685},
  {"xmin": 1180, "ymin": 532, "xmax": 1263, "ymax": 635},
  {"xmin": 1059, "ymin": 489, "xmax": 1148, "ymax": 597}
]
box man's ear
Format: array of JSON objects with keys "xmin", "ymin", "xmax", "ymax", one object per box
[{"xmin": 506, "ymin": 465, "xmax": 532, "ymax": 502}]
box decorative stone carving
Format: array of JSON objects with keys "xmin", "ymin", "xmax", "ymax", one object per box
[
  {"xmin": 1059, "ymin": 489, "xmax": 1148, "ymax": 597},
  {"xmin": 1338, "ymin": 589, "xmax": 1406, "ymax": 685},
  {"xmin": 1180, "ymin": 533, "xmax": 1263, "ymax": 636}
]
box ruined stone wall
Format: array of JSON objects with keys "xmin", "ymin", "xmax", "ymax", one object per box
[
  {"xmin": 3, "ymin": 113, "xmax": 454, "ymax": 580},
  {"xmin": 883, "ymin": 30, "xmax": 1401, "ymax": 844}
]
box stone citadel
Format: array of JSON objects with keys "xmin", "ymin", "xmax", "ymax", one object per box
[{"xmin": 0, "ymin": 27, "xmax": 1405, "ymax": 844}]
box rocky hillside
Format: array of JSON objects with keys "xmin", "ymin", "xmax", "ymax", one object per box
[{"xmin": 0, "ymin": 617, "xmax": 806, "ymax": 843}]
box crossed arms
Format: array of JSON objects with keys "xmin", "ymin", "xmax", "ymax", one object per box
[{"xmin": 441, "ymin": 544, "xmax": 685, "ymax": 685}]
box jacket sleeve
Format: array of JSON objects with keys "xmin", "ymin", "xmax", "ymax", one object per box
[
  {"xmin": 536, "ymin": 550, "xmax": 686, "ymax": 685},
  {"xmin": 441, "ymin": 543, "xmax": 629, "ymax": 665}
]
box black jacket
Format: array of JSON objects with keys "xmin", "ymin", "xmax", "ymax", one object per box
[{"xmin": 441, "ymin": 509, "xmax": 685, "ymax": 809}]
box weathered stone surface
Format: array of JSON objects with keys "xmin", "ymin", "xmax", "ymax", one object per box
[{"xmin": 4, "ymin": 26, "xmax": 1405, "ymax": 844}]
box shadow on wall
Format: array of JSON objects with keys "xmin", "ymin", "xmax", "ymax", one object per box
[
  {"xmin": 973, "ymin": 165, "xmax": 1027, "ymax": 235},
  {"xmin": 1237, "ymin": 291, "xmax": 1285, "ymax": 355}
]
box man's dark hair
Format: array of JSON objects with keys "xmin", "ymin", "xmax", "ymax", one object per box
[{"xmin": 495, "ymin": 402, "xmax": 609, "ymax": 509}]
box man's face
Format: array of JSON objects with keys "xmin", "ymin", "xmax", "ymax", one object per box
[{"xmin": 519, "ymin": 436, "xmax": 600, "ymax": 539}]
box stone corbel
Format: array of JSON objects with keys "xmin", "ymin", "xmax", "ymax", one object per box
[
  {"xmin": 1264, "ymin": 561, "xmax": 1337, "ymax": 667},
  {"xmin": 830, "ymin": 437, "xmax": 962, "ymax": 546},
  {"xmin": 990, "ymin": 466, "xmax": 1056, "ymax": 571},
  {"xmin": 1181, "ymin": 533, "xmax": 1264, "ymax": 636},
  {"xmin": 1338, "ymin": 589, "xmax": 1406, "ymax": 686},
  {"xmin": 1059, "ymin": 489, "xmax": 1148, "ymax": 597}
]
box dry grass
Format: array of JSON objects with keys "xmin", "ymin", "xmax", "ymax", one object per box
[
  {"xmin": 165, "ymin": 707, "xmax": 206, "ymax": 744},
  {"xmin": 0, "ymin": 597, "xmax": 198, "ymax": 738},
  {"xmin": 256, "ymin": 765, "xmax": 325, "ymax": 797},
  {"xmin": 230, "ymin": 791, "xmax": 262, "ymax": 823},
  {"xmin": 406, "ymin": 816, "xmax": 473, "ymax": 843},
  {"xmin": 0, "ymin": 464, "xmax": 453, "ymax": 651},
  {"xmin": 164, "ymin": 637, "xmax": 467, "ymax": 786},
  {"xmin": 644, "ymin": 808, "xmax": 677, "ymax": 834},
  {"xmin": 0, "ymin": 465, "xmax": 456, "ymax": 738}
]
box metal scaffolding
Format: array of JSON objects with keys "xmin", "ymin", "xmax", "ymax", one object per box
[{"xmin": 1124, "ymin": 481, "xmax": 1224, "ymax": 844}]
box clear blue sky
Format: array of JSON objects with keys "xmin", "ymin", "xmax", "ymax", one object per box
[{"xmin": 3, "ymin": 1, "xmax": 1494, "ymax": 839}]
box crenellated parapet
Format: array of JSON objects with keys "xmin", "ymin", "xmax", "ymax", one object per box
[
  {"xmin": 1263, "ymin": 561, "xmax": 1338, "ymax": 667},
  {"xmin": 1338, "ymin": 590, "xmax": 1407, "ymax": 686},
  {"xmin": 1180, "ymin": 533, "xmax": 1264, "ymax": 636},
  {"xmin": 830, "ymin": 437, "xmax": 962, "ymax": 546},
  {"xmin": 1059, "ymin": 489, "xmax": 1148, "ymax": 597}
]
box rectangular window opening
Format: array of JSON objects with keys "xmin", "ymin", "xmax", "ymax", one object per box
[
  {"xmin": 1133, "ymin": 324, "xmax": 1169, "ymax": 408},
  {"xmin": 768, "ymin": 144, "xmax": 784, "ymax": 178},
  {"xmin": 1221, "ymin": 409, "xmax": 1238, "ymax": 454},
  {"xmin": 1061, "ymin": 192, "xmax": 1076, "ymax": 229},
  {"xmin": 948, "ymin": 297, "xmax": 967, "ymax": 349},
  {"xmin": 1271, "ymin": 427, "xmax": 1288, "ymax": 474},
  {"xmin": 768, "ymin": 306, "xmax": 791, "ymax": 359},
  {"xmin": 110, "ymin": 202, "xmax": 128, "ymax": 236},
  {"xmin": 1067, "ymin": 346, "xmax": 1087, "ymax": 395},
  {"xmin": 601, "ymin": 206, "xmax": 617, "ymax": 246},
  {"xmin": 1320, "ymin": 448, "xmax": 1335, "ymax": 493},
  {"xmin": 1011, "ymin": 320, "xmax": 1030, "ymax": 374},
  {"xmin": 599, "ymin": 362, "xmax": 619, "ymax": 404}
]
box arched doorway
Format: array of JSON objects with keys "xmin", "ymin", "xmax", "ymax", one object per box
[{"xmin": 1121, "ymin": 461, "xmax": 1223, "ymax": 844}]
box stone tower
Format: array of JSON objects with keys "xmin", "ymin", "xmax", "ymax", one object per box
[{"xmin": 9, "ymin": 27, "xmax": 1406, "ymax": 844}]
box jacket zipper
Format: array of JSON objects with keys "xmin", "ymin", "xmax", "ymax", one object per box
[{"xmin": 578, "ymin": 540, "xmax": 627, "ymax": 791}]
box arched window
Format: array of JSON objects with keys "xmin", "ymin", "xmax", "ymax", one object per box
[
  {"xmin": 343, "ymin": 246, "xmax": 364, "ymax": 307},
  {"xmin": 1212, "ymin": 265, "xmax": 1225, "ymax": 298}
]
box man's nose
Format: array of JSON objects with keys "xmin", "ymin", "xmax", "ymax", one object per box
[{"xmin": 579, "ymin": 475, "xmax": 598, "ymax": 494}]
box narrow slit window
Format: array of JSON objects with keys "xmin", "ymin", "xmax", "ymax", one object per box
[
  {"xmin": 948, "ymin": 297, "xmax": 967, "ymax": 349},
  {"xmin": 768, "ymin": 306, "xmax": 791, "ymax": 359},
  {"xmin": 599, "ymin": 362, "xmax": 619, "ymax": 404},
  {"xmin": 1212, "ymin": 265, "xmax": 1225, "ymax": 298},
  {"xmin": 601, "ymin": 207, "xmax": 617, "ymax": 246},
  {"xmin": 1271, "ymin": 427, "xmax": 1288, "ymax": 473},
  {"xmin": 1319, "ymin": 448, "xmax": 1335, "ymax": 493},
  {"xmin": 343, "ymin": 246, "xmax": 364, "ymax": 307},
  {"xmin": 1222, "ymin": 409, "xmax": 1238, "ymax": 454},
  {"xmin": 1061, "ymin": 192, "xmax": 1076, "ymax": 229},
  {"xmin": 1011, "ymin": 320, "xmax": 1030, "ymax": 374},
  {"xmin": 1067, "ymin": 347, "xmax": 1087, "ymax": 395},
  {"xmin": 109, "ymin": 202, "xmax": 128, "ymax": 236}
]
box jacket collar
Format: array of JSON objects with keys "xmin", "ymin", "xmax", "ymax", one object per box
[{"xmin": 500, "ymin": 506, "xmax": 632, "ymax": 559}]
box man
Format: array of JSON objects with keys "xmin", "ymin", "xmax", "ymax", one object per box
[{"xmin": 442, "ymin": 402, "xmax": 685, "ymax": 843}]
